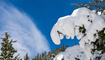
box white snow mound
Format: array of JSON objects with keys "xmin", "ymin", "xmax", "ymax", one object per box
[{"xmin": 51, "ymin": 7, "xmax": 105, "ymax": 60}]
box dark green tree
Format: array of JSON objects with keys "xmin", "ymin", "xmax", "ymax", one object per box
[
  {"xmin": 0, "ymin": 32, "xmax": 17, "ymax": 60},
  {"xmin": 24, "ymin": 53, "xmax": 29, "ymax": 60},
  {"xmin": 32, "ymin": 45, "xmax": 68, "ymax": 60}
]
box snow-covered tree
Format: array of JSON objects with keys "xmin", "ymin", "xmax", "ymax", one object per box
[{"xmin": 51, "ymin": 7, "xmax": 105, "ymax": 60}]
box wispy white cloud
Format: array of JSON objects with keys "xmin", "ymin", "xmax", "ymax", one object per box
[{"xmin": 0, "ymin": 2, "xmax": 50, "ymax": 58}]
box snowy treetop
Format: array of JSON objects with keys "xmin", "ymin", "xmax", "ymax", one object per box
[{"xmin": 51, "ymin": 7, "xmax": 105, "ymax": 60}]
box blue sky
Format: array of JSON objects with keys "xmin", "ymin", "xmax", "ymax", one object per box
[
  {"xmin": 0, "ymin": 0, "xmax": 94, "ymax": 58},
  {"xmin": 7, "ymin": 0, "xmax": 80, "ymax": 50}
]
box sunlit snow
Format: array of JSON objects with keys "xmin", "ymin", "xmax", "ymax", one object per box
[{"xmin": 51, "ymin": 7, "xmax": 105, "ymax": 60}]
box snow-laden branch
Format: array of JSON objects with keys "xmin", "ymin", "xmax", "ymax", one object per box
[{"xmin": 51, "ymin": 7, "xmax": 105, "ymax": 60}]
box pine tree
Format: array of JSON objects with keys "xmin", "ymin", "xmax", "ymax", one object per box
[
  {"xmin": 0, "ymin": 32, "xmax": 17, "ymax": 60},
  {"xmin": 24, "ymin": 53, "xmax": 29, "ymax": 60},
  {"xmin": 71, "ymin": 0, "xmax": 105, "ymax": 15},
  {"xmin": 32, "ymin": 45, "xmax": 68, "ymax": 60}
]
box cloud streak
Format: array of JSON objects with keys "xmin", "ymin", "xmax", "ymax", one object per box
[{"xmin": 0, "ymin": 2, "xmax": 50, "ymax": 58}]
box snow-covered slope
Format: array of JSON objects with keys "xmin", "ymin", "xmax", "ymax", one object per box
[{"xmin": 51, "ymin": 7, "xmax": 105, "ymax": 60}]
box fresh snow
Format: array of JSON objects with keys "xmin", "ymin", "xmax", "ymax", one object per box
[
  {"xmin": 51, "ymin": 7, "xmax": 105, "ymax": 60},
  {"xmin": 63, "ymin": 45, "xmax": 87, "ymax": 60},
  {"xmin": 54, "ymin": 53, "xmax": 64, "ymax": 60}
]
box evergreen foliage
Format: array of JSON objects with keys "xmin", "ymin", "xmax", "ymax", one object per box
[
  {"xmin": 24, "ymin": 53, "xmax": 29, "ymax": 60},
  {"xmin": 32, "ymin": 45, "xmax": 68, "ymax": 60},
  {"xmin": 0, "ymin": 32, "xmax": 17, "ymax": 60},
  {"xmin": 72, "ymin": 0, "xmax": 105, "ymax": 14},
  {"xmin": 79, "ymin": 25, "xmax": 86, "ymax": 37},
  {"xmin": 92, "ymin": 28, "xmax": 105, "ymax": 54},
  {"xmin": 0, "ymin": 33, "xmax": 68, "ymax": 60}
]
